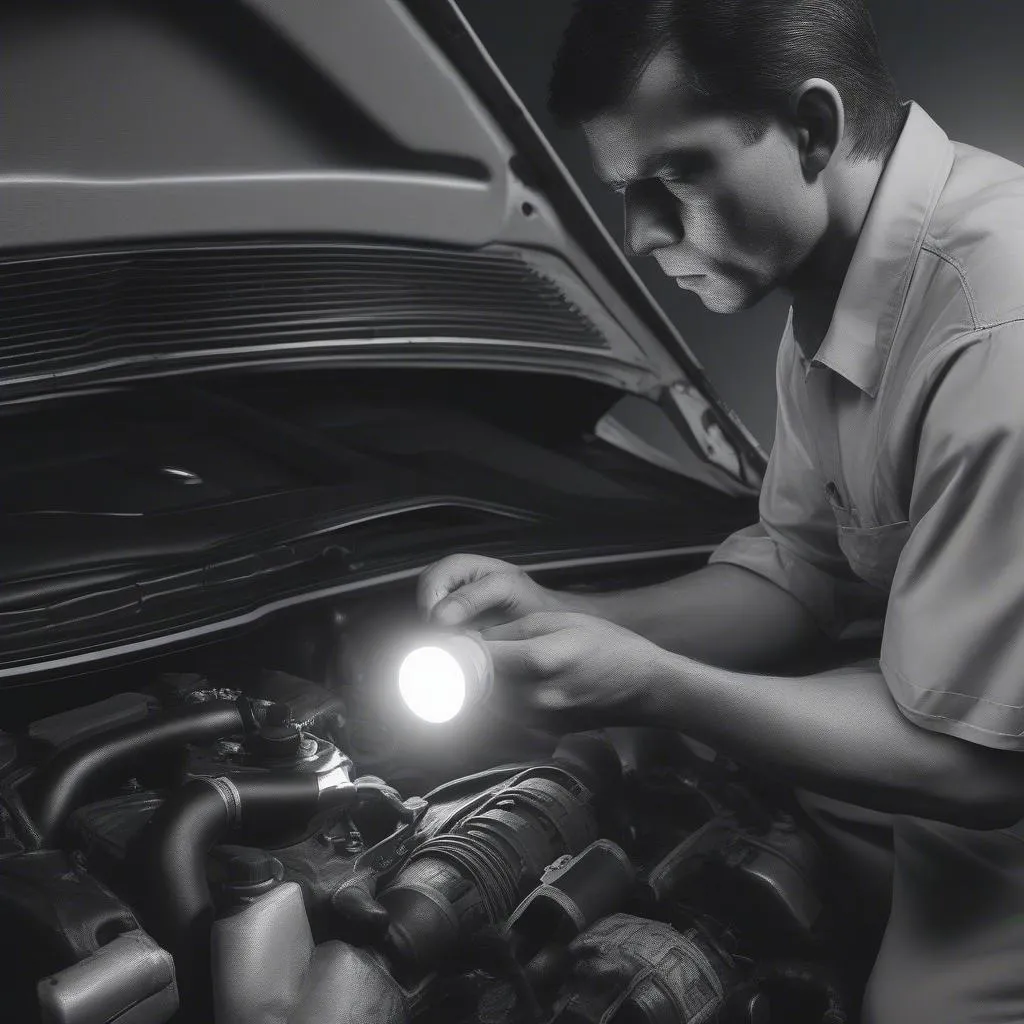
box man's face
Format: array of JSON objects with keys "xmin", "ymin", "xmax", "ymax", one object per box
[{"xmin": 582, "ymin": 46, "xmax": 829, "ymax": 314}]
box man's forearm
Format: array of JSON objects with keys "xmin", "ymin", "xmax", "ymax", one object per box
[
  {"xmin": 643, "ymin": 654, "xmax": 1024, "ymax": 828},
  {"xmin": 561, "ymin": 562, "xmax": 825, "ymax": 671}
]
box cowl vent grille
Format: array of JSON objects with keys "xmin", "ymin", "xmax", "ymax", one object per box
[{"xmin": 0, "ymin": 242, "xmax": 608, "ymax": 388}]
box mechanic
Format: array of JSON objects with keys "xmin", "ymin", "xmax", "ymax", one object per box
[{"xmin": 418, "ymin": 1, "xmax": 1024, "ymax": 1022}]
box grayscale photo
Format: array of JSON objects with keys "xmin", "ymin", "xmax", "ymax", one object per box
[{"xmin": 1, "ymin": 2, "xmax": 1023, "ymax": 1022}]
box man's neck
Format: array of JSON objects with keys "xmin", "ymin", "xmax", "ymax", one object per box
[{"xmin": 787, "ymin": 152, "xmax": 890, "ymax": 361}]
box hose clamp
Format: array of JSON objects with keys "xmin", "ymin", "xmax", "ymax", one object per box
[{"xmin": 201, "ymin": 775, "xmax": 243, "ymax": 828}]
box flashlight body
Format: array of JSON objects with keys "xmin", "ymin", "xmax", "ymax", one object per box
[{"xmin": 443, "ymin": 631, "xmax": 494, "ymax": 710}]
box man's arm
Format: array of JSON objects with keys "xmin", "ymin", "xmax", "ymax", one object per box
[
  {"xmin": 420, "ymin": 555, "xmax": 831, "ymax": 673},
  {"xmin": 482, "ymin": 611, "xmax": 1024, "ymax": 829},
  {"xmin": 645, "ymin": 653, "xmax": 1024, "ymax": 829},
  {"xmin": 562, "ymin": 562, "xmax": 827, "ymax": 672}
]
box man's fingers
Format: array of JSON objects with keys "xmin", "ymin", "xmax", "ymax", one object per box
[
  {"xmin": 431, "ymin": 572, "xmax": 517, "ymax": 627},
  {"xmin": 484, "ymin": 638, "xmax": 537, "ymax": 679},
  {"xmin": 416, "ymin": 554, "xmax": 510, "ymax": 620},
  {"xmin": 484, "ymin": 630, "xmax": 567, "ymax": 679},
  {"xmin": 485, "ymin": 641, "xmax": 576, "ymax": 720},
  {"xmin": 479, "ymin": 621, "xmax": 527, "ymax": 642},
  {"xmin": 480, "ymin": 613, "xmax": 559, "ymax": 641},
  {"xmin": 415, "ymin": 554, "xmax": 476, "ymax": 614}
]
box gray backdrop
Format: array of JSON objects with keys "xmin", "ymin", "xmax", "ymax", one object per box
[{"xmin": 455, "ymin": 0, "xmax": 1024, "ymax": 448}]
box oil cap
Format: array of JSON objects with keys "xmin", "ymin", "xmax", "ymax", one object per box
[
  {"xmin": 245, "ymin": 704, "xmax": 302, "ymax": 761},
  {"xmin": 214, "ymin": 846, "xmax": 284, "ymax": 903}
]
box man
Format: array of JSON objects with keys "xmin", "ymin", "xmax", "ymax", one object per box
[{"xmin": 417, "ymin": 1, "xmax": 1024, "ymax": 1020}]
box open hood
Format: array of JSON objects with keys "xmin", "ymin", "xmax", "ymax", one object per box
[{"xmin": 0, "ymin": 0, "xmax": 765, "ymax": 495}]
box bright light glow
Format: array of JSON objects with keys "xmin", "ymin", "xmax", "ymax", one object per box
[{"xmin": 398, "ymin": 646, "xmax": 467, "ymax": 723}]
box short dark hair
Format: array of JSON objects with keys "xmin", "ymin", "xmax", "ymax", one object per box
[{"xmin": 548, "ymin": 0, "xmax": 905, "ymax": 161}]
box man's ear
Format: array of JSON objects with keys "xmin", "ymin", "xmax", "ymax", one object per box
[{"xmin": 789, "ymin": 78, "xmax": 845, "ymax": 179}]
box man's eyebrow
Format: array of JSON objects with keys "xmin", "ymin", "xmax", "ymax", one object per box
[
  {"xmin": 599, "ymin": 146, "xmax": 705, "ymax": 190},
  {"xmin": 643, "ymin": 145, "xmax": 706, "ymax": 175},
  {"xmin": 638, "ymin": 148, "xmax": 679, "ymax": 177}
]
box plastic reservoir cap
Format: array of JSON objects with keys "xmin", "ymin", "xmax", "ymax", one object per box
[
  {"xmin": 398, "ymin": 633, "xmax": 493, "ymax": 724},
  {"xmin": 224, "ymin": 849, "xmax": 281, "ymax": 887},
  {"xmin": 213, "ymin": 845, "xmax": 285, "ymax": 900}
]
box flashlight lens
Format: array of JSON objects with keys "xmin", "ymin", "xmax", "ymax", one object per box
[{"xmin": 398, "ymin": 646, "xmax": 467, "ymax": 723}]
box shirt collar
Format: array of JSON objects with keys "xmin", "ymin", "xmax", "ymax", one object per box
[{"xmin": 809, "ymin": 102, "xmax": 956, "ymax": 397}]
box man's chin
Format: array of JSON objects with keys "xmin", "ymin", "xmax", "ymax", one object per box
[
  {"xmin": 698, "ymin": 294, "xmax": 744, "ymax": 315},
  {"xmin": 694, "ymin": 286, "xmax": 750, "ymax": 315},
  {"xmin": 692, "ymin": 278, "xmax": 769, "ymax": 315}
]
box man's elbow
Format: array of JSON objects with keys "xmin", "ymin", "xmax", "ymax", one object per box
[{"xmin": 932, "ymin": 743, "xmax": 1024, "ymax": 830}]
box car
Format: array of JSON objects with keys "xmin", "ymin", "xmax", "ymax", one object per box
[{"xmin": 0, "ymin": 2, "xmax": 869, "ymax": 1022}]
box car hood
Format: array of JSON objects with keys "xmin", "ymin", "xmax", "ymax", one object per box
[{"xmin": 0, "ymin": 0, "xmax": 765, "ymax": 495}]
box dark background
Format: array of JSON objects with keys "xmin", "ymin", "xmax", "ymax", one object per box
[{"xmin": 454, "ymin": 0, "xmax": 1024, "ymax": 449}]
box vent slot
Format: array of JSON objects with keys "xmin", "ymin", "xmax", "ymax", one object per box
[{"xmin": 0, "ymin": 242, "xmax": 609, "ymax": 388}]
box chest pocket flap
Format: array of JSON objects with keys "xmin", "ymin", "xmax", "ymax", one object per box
[{"xmin": 826, "ymin": 483, "xmax": 911, "ymax": 590}]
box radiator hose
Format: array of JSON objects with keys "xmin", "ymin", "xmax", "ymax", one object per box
[
  {"xmin": 130, "ymin": 764, "xmax": 414, "ymax": 1017},
  {"xmin": 23, "ymin": 700, "xmax": 245, "ymax": 846}
]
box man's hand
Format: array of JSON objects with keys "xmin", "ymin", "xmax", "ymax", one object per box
[
  {"xmin": 479, "ymin": 612, "xmax": 672, "ymax": 726},
  {"xmin": 417, "ymin": 554, "xmax": 567, "ymax": 627}
]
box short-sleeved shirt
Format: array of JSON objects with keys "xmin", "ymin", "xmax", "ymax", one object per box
[{"xmin": 709, "ymin": 101, "xmax": 1024, "ymax": 753}]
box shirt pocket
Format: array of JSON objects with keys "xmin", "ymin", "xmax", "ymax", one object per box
[{"xmin": 825, "ymin": 483, "xmax": 911, "ymax": 591}]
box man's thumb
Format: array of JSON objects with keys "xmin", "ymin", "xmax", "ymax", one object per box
[{"xmin": 432, "ymin": 597, "xmax": 469, "ymax": 626}]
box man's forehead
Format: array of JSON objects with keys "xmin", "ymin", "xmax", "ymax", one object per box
[
  {"xmin": 631, "ymin": 41, "xmax": 699, "ymax": 104},
  {"xmin": 590, "ymin": 46, "xmax": 701, "ymax": 128},
  {"xmin": 581, "ymin": 42, "xmax": 737, "ymax": 181}
]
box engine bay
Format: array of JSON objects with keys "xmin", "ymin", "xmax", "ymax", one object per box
[{"xmin": 0, "ymin": 592, "xmax": 866, "ymax": 1024}]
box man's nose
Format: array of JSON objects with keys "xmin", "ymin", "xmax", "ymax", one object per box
[{"xmin": 623, "ymin": 182, "xmax": 683, "ymax": 259}]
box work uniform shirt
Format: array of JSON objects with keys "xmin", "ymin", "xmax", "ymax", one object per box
[
  {"xmin": 709, "ymin": 102, "xmax": 1024, "ymax": 1023},
  {"xmin": 711, "ymin": 101, "xmax": 1024, "ymax": 753}
]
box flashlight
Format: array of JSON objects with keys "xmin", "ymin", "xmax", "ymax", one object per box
[{"xmin": 397, "ymin": 632, "xmax": 494, "ymax": 724}]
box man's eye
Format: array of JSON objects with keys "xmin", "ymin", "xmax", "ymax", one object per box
[
  {"xmin": 610, "ymin": 183, "xmax": 627, "ymax": 196},
  {"xmin": 660, "ymin": 155, "xmax": 709, "ymax": 186},
  {"xmin": 659, "ymin": 169, "xmax": 696, "ymax": 187}
]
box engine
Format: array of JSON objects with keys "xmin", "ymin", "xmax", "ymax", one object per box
[{"xmin": 0, "ymin": 618, "xmax": 859, "ymax": 1024}]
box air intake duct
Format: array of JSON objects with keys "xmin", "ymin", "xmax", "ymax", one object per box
[{"xmin": 376, "ymin": 732, "xmax": 621, "ymax": 983}]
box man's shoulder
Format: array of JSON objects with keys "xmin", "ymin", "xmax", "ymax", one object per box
[{"xmin": 925, "ymin": 141, "xmax": 1024, "ymax": 328}]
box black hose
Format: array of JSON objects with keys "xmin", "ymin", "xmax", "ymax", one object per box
[
  {"xmin": 137, "ymin": 773, "xmax": 322, "ymax": 951},
  {"xmin": 24, "ymin": 701, "xmax": 245, "ymax": 846},
  {"xmin": 131, "ymin": 770, "xmax": 355, "ymax": 1017}
]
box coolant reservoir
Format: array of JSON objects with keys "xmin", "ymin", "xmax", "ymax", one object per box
[{"xmin": 210, "ymin": 881, "xmax": 408, "ymax": 1024}]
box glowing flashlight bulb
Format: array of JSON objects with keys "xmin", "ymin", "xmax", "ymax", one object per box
[
  {"xmin": 397, "ymin": 633, "xmax": 494, "ymax": 724},
  {"xmin": 398, "ymin": 646, "xmax": 467, "ymax": 724}
]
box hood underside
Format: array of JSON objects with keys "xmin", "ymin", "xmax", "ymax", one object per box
[{"xmin": 0, "ymin": 0, "xmax": 765, "ymax": 493}]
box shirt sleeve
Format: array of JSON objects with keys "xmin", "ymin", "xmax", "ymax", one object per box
[
  {"xmin": 708, "ymin": 332, "xmax": 884, "ymax": 640},
  {"xmin": 881, "ymin": 325, "xmax": 1024, "ymax": 751}
]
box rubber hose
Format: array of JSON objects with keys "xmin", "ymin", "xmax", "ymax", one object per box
[
  {"xmin": 25, "ymin": 700, "xmax": 244, "ymax": 845},
  {"xmin": 138, "ymin": 773, "xmax": 322, "ymax": 953},
  {"xmin": 132, "ymin": 771, "xmax": 342, "ymax": 1016}
]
